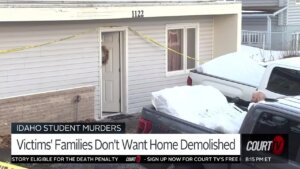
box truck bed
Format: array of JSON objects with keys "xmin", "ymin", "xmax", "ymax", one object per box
[
  {"xmin": 142, "ymin": 105, "xmax": 221, "ymax": 134},
  {"xmin": 189, "ymin": 70, "xmax": 257, "ymax": 102}
]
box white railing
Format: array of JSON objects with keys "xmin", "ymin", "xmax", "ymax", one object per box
[
  {"xmin": 242, "ymin": 30, "xmax": 267, "ymax": 49},
  {"xmin": 292, "ymin": 32, "xmax": 300, "ymax": 52}
]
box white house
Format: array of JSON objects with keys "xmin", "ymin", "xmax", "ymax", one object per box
[
  {"xmin": 0, "ymin": 0, "xmax": 241, "ymax": 134},
  {"xmin": 242, "ymin": 0, "xmax": 300, "ymax": 51}
]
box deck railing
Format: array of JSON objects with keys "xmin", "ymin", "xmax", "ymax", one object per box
[
  {"xmin": 242, "ymin": 30, "xmax": 300, "ymax": 53},
  {"xmin": 292, "ymin": 32, "xmax": 300, "ymax": 52},
  {"xmin": 242, "ymin": 30, "xmax": 267, "ymax": 49}
]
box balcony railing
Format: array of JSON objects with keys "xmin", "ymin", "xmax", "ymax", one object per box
[
  {"xmin": 292, "ymin": 32, "xmax": 300, "ymax": 52},
  {"xmin": 242, "ymin": 30, "xmax": 267, "ymax": 49},
  {"xmin": 242, "ymin": 30, "xmax": 300, "ymax": 52}
]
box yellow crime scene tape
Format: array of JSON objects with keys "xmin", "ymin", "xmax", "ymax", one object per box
[
  {"xmin": 0, "ymin": 161, "xmax": 27, "ymax": 169},
  {"xmin": 0, "ymin": 26, "xmax": 199, "ymax": 62},
  {"xmin": 0, "ymin": 28, "xmax": 95, "ymax": 55},
  {"xmin": 128, "ymin": 27, "xmax": 200, "ymax": 62}
]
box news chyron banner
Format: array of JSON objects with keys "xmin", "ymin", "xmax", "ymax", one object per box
[{"xmin": 10, "ymin": 123, "xmax": 288, "ymax": 163}]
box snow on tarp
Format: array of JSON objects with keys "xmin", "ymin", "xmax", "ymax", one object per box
[
  {"xmin": 152, "ymin": 85, "xmax": 247, "ymax": 133},
  {"xmin": 197, "ymin": 46, "xmax": 266, "ymax": 87}
]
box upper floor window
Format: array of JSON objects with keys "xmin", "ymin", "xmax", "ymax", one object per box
[{"xmin": 166, "ymin": 24, "xmax": 199, "ymax": 75}]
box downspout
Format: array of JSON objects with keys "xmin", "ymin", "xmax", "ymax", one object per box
[{"xmin": 267, "ymin": 16, "xmax": 272, "ymax": 49}]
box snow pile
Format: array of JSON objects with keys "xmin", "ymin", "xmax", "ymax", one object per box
[
  {"xmin": 197, "ymin": 46, "xmax": 266, "ymax": 87},
  {"xmin": 240, "ymin": 45, "xmax": 283, "ymax": 62},
  {"xmin": 152, "ymin": 85, "xmax": 247, "ymax": 133}
]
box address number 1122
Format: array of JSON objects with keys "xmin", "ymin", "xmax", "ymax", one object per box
[{"xmin": 132, "ymin": 10, "xmax": 144, "ymax": 18}]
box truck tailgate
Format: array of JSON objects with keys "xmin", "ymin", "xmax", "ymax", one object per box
[{"xmin": 189, "ymin": 70, "xmax": 257, "ymax": 102}]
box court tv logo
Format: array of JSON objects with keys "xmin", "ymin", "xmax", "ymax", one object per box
[
  {"xmin": 242, "ymin": 134, "xmax": 288, "ymax": 163},
  {"xmin": 246, "ymin": 135, "xmax": 285, "ymax": 155}
]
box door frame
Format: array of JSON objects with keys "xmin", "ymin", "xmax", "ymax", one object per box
[{"xmin": 98, "ymin": 27, "xmax": 128, "ymax": 119}]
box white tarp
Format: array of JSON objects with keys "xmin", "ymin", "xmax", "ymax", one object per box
[{"xmin": 152, "ymin": 85, "xmax": 247, "ymax": 133}]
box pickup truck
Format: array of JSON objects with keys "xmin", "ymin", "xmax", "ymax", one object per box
[
  {"xmin": 137, "ymin": 96, "xmax": 300, "ymax": 169},
  {"xmin": 188, "ymin": 57, "xmax": 300, "ymax": 106}
]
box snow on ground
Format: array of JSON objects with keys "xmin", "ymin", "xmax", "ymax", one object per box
[
  {"xmin": 152, "ymin": 85, "xmax": 247, "ymax": 133},
  {"xmin": 239, "ymin": 45, "xmax": 283, "ymax": 62}
]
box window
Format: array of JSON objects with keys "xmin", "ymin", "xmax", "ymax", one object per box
[
  {"xmin": 266, "ymin": 67, "xmax": 300, "ymax": 96},
  {"xmin": 253, "ymin": 112, "xmax": 300, "ymax": 163},
  {"xmin": 167, "ymin": 24, "xmax": 198, "ymax": 74}
]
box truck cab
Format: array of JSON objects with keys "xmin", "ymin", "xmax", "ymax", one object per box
[{"xmin": 258, "ymin": 58, "xmax": 300, "ymax": 100}]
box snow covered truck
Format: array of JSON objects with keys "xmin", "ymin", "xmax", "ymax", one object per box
[{"xmin": 188, "ymin": 57, "xmax": 300, "ymax": 107}]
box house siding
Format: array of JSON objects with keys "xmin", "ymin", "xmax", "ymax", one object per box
[
  {"xmin": 0, "ymin": 16, "xmax": 214, "ymax": 116},
  {"xmin": 287, "ymin": 0, "xmax": 300, "ymax": 25},
  {"xmin": 242, "ymin": 16, "xmax": 279, "ymax": 31},
  {"xmin": 242, "ymin": 0, "xmax": 279, "ymax": 7},
  {"xmin": 125, "ymin": 16, "xmax": 214, "ymax": 113},
  {"xmin": 0, "ymin": 22, "xmax": 101, "ymax": 119}
]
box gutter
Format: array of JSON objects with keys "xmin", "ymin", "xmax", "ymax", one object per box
[{"xmin": 243, "ymin": 6, "xmax": 287, "ymax": 18}]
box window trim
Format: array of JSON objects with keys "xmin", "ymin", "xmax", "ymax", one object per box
[{"xmin": 165, "ymin": 23, "xmax": 199, "ymax": 76}]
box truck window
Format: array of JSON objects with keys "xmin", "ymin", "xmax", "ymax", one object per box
[
  {"xmin": 253, "ymin": 112, "xmax": 300, "ymax": 163},
  {"xmin": 267, "ymin": 67, "xmax": 300, "ymax": 96}
]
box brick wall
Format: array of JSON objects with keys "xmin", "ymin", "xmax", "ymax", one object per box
[{"xmin": 0, "ymin": 86, "xmax": 95, "ymax": 136}]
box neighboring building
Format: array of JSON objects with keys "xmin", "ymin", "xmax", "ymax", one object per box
[
  {"xmin": 242, "ymin": 0, "xmax": 300, "ymax": 51},
  {"xmin": 0, "ymin": 0, "xmax": 241, "ymax": 134}
]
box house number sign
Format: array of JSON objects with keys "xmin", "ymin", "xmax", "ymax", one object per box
[{"xmin": 132, "ymin": 10, "xmax": 144, "ymax": 18}]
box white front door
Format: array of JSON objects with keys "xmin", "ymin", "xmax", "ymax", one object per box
[{"xmin": 102, "ymin": 32, "xmax": 121, "ymax": 112}]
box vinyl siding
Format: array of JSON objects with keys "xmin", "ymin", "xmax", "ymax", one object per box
[
  {"xmin": 287, "ymin": 0, "xmax": 300, "ymax": 25},
  {"xmin": 278, "ymin": 10, "xmax": 288, "ymax": 25},
  {"xmin": 0, "ymin": 22, "xmax": 101, "ymax": 118},
  {"xmin": 126, "ymin": 16, "xmax": 214, "ymax": 113},
  {"xmin": 0, "ymin": 16, "xmax": 214, "ymax": 115},
  {"xmin": 242, "ymin": 17, "xmax": 268, "ymax": 31},
  {"xmin": 242, "ymin": 16, "xmax": 279, "ymax": 31},
  {"xmin": 242, "ymin": 0, "xmax": 279, "ymax": 7}
]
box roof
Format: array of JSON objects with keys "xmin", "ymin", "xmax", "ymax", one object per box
[
  {"xmin": 268, "ymin": 57, "xmax": 300, "ymax": 69},
  {"xmin": 242, "ymin": 6, "xmax": 287, "ymax": 17},
  {"xmin": 243, "ymin": 6, "xmax": 282, "ymax": 13},
  {"xmin": 0, "ymin": 0, "xmax": 238, "ymax": 8},
  {"xmin": 278, "ymin": 97, "xmax": 300, "ymax": 110},
  {"xmin": 257, "ymin": 96, "xmax": 300, "ymax": 116},
  {"xmin": 0, "ymin": 0, "xmax": 241, "ymax": 22},
  {"xmin": 242, "ymin": 8, "xmax": 280, "ymax": 15}
]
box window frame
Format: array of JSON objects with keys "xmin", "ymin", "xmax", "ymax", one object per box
[
  {"xmin": 165, "ymin": 23, "xmax": 199, "ymax": 76},
  {"xmin": 266, "ymin": 66, "xmax": 300, "ymax": 96}
]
